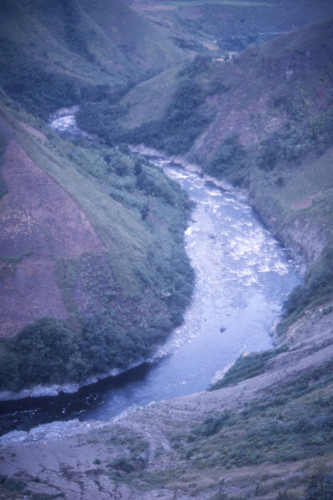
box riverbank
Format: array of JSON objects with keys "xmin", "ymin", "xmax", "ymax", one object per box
[
  {"xmin": 0, "ymin": 103, "xmax": 197, "ymax": 399},
  {"xmin": 0, "ymin": 358, "xmax": 151, "ymax": 402},
  {"xmin": 0, "ymin": 136, "xmax": 332, "ymax": 500},
  {"xmin": 1, "ymin": 297, "xmax": 332, "ymax": 499},
  {"xmin": 0, "ymin": 150, "xmax": 298, "ymax": 439}
]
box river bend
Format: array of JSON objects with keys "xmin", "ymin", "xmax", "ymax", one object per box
[{"xmin": 0, "ymin": 119, "xmax": 300, "ymax": 436}]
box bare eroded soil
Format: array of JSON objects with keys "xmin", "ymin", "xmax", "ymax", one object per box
[{"xmin": 0, "ymin": 139, "xmax": 105, "ymax": 338}]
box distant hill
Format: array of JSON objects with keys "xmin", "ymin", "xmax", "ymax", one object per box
[
  {"xmin": 0, "ymin": 0, "xmax": 188, "ymax": 120},
  {"xmin": 129, "ymin": 0, "xmax": 333, "ymax": 54}
]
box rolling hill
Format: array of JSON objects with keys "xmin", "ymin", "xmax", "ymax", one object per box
[{"xmin": 0, "ymin": 0, "xmax": 188, "ymax": 120}]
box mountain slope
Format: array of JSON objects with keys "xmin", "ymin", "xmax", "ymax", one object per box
[
  {"xmin": 0, "ymin": 99, "xmax": 194, "ymax": 392},
  {"xmin": 130, "ymin": 0, "xmax": 333, "ymax": 54},
  {"xmin": 0, "ymin": 0, "xmax": 188, "ymax": 120},
  {"xmin": 94, "ymin": 18, "xmax": 332, "ymax": 327},
  {"xmin": 1, "ymin": 297, "xmax": 332, "ymax": 499}
]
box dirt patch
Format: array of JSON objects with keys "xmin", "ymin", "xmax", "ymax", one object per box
[
  {"xmin": 2, "ymin": 140, "xmax": 105, "ymax": 259},
  {"xmin": 0, "ymin": 139, "xmax": 106, "ymax": 337},
  {"xmin": 195, "ymin": 93, "xmax": 280, "ymax": 158},
  {"xmin": 291, "ymin": 195, "xmax": 315, "ymax": 210}
]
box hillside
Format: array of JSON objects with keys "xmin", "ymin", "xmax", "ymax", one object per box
[
  {"xmin": 0, "ymin": 99, "xmax": 195, "ymax": 392},
  {"xmin": 0, "ymin": 0, "xmax": 188, "ymax": 120},
  {"xmin": 0, "ymin": 1, "xmax": 333, "ymax": 498},
  {"xmin": 1, "ymin": 297, "xmax": 332, "ymax": 498},
  {"xmin": 130, "ymin": 0, "xmax": 333, "ymax": 55},
  {"xmin": 0, "ymin": 0, "xmax": 197, "ymax": 394},
  {"xmin": 86, "ymin": 17, "xmax": 333, "ymax": 327}
]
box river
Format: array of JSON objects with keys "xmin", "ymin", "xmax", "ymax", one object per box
[{"xmin": 0, "ymin": 112, "xmax": 300, "ymax": 437}]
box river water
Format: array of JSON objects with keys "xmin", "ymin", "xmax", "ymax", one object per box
[{"xmin": 0, "ymin": 114, "xmax": 300, "ymax": 436}]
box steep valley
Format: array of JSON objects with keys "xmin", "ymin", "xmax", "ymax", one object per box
[{"xmin": 0, "ymin": 1, "xmax": 332, "ymax": 498}]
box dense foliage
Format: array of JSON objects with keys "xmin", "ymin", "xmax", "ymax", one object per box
[
  {"xmin": 217, "ymin": 32, "xmax": 277, "ymax": 52},
  {"xmin": 0, "ymin": 0, "xmax": 181, "ymax": 121},
  {"xmin": 203, "ymin": 133, "xmax": 246, "ymax": 186},
  {"xmin": 77, "ymin": 62, "xmax": 212, "ymax": 155},
  {"xmin": 258, "ymin": 109, "xmax": 333, "ymax": 172},
  {"xmin": 179, "ymin": 358, "xmax": 333, "ymax": 469},
  {"xmin": 0, "ymin": 134, "xmax": 194, "ymax": 391},
  {"xmin": 0, "ymin": 317, "xmax": 154, "ymax": 390},
  {"xmin": 0, "ymin": 37, "xmax": 119, "ymax": 121},
  {"xmin": 126, "ymin": 78, "xmax": 210, "ymax": 154},
  {"xmin": 278, "ymin": 247, "xmax": 333, "ymax": 332}
]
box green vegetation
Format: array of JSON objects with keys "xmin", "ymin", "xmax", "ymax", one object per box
[
  {"xmin": 305, "ymin": 467, "xmax": 333, "ymax": 500},
  {"xmin": 278, "ymin": 247, "xmax": 333, "ymax": 333},
  {"xmin": 0, "ymin": 112, "xmax": 194, "ymax": 390},
  {"xmin": 0, "ymin": 318, "xmax": 78, "ymax": 390},
  {"xmin": 0, "ymin": 472, "xmax": 64, "ymax": 499},
  {"xmin": 0, "ymin": 3, "xmax": 113, "ymax": 120},
  {"xmin": 0, "ymin": 0, "xmax": 186, "ymax": 120},
  {"xmin": 209, "ymin": 345, "xmax": 289, "ymax": 390},
  {"xmin": 0, "ymin": 134, "xmax": 8, "ymax": 200},
  {"xmin": 179, "ymin": 360, "xmax": 333, "ymax": 469},
  {"xmin": 2, "ymin": 57, "xmax": 87, "ymax": 120},
  {"xmin": 0, "ymin": 474, "xmax": 27, "ymax": 495},
  {"xmin": 126, "ymin": 77, "xmax": 210, "ymax": 154},
  {"xmin": 78, "ymin": 58, "xmax": 213, "ymax": 154},
  {"xmin": 258, "ymin": 109, "xmax": 333, "ymax": 172},
  {"xmin": 204, "ymin": 133, "xmax": 246, "ymax": 186}
]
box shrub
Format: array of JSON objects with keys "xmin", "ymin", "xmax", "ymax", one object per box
[
  {"xmin": 109, "ymin": 458, "xmax": 134, "ymax": 473},
  {"xmin": 188, "ymin": 411, "xmax": 234, "ymax": 441},
  {"xmin": 209, "ymin": 345, "xmax": 288, "ymax": 390},
  {"xmin": 0, "ymin": 318, "xmax": 77, "ymax": 390},
  {"xmin": 204, "ymin": 134, "xmax": 246, "ymax": 185},
  {"xmin": 280, "ymin": 246, "xmax": 333, "ymax": 324},
  {"xmin": 305, "ymin": 471, "xmax": 333, "ymax": 500},
  {"xmin": 258, "ymin": 109, "xmax": 333, "ymax": 172}
]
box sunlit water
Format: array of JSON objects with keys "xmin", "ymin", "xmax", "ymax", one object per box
[{"xmin": 0, "ymin": 118, "xmax": 300, "ymax": 436}]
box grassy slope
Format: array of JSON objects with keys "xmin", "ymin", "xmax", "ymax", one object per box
[
  {"xmin": 121, "ymin": 65, "xmax": 183, "ymax": 129},
  {"xmin": 0, "ymin": 0, "xmax": 187, "ymax": 119},
  {"xmin": 0, "ymin": 98, "xmax": 194, "ymax": 390}
]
